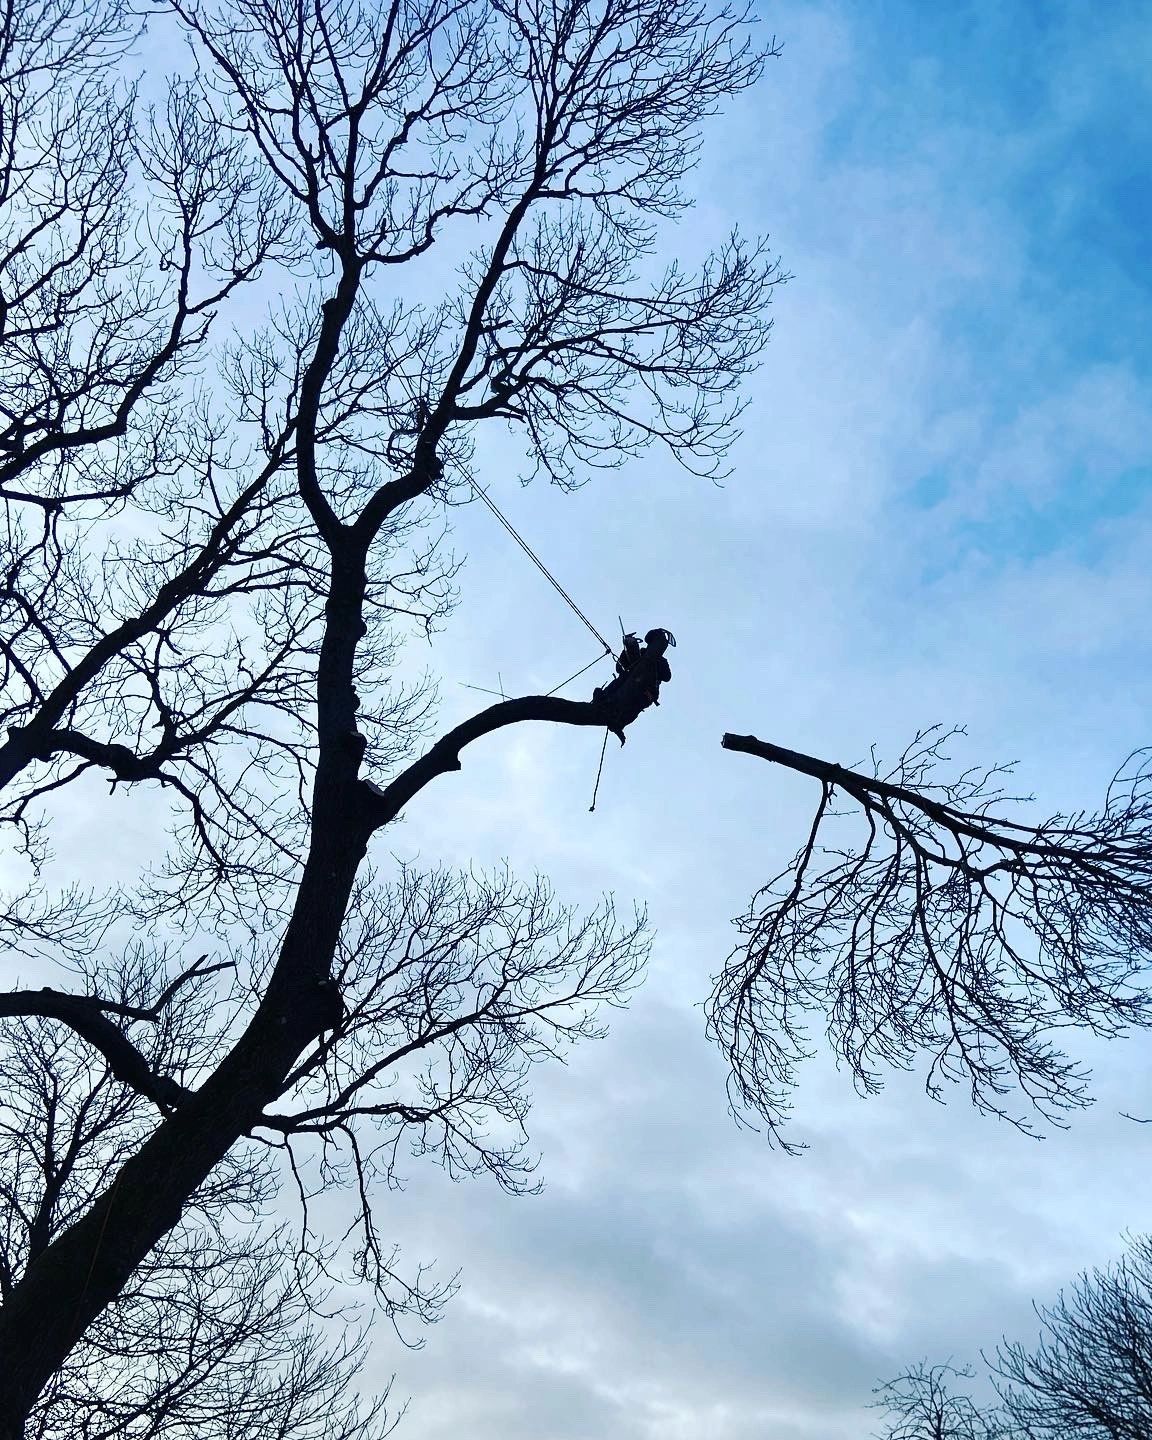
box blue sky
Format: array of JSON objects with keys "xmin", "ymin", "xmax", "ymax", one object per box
[
  {"xmin": 7, "ymin": 1, "xmax": 1152, "ymax": 1436},
  {"xmin": 359, "ymin": 4, "xmax": 1152, "ymax": 1436}
]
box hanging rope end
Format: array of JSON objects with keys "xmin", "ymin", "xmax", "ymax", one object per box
[{"xmin": 588, "ymin": 728, "xmax": 610, "ymax": 812}]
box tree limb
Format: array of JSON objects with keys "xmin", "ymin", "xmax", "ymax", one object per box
[
  {"xmin": 716, "ymin": 728, "xmax": 1152, "ymax": 1140},
  {"xmin": 722, "ymin": 732, "xmax": 1130, "ymax": 869},
  {"xmin": 365, "ymin": 694, "xmax": 610, "ymax": 826},
  {"xmin": 0, "ymin": 991, "xmax": 191, "ymax": 1112}
]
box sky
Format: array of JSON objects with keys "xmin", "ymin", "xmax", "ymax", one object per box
[
  {"xmin": 358, "ymin": 2, "xmax": 1152, "ymax": 1436},
  {"xmin": 8, "ymin": 0, "xmax": 1152, "ymax": 1436}
]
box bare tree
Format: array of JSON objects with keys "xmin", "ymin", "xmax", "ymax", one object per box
[
  {"xmin": 0, "ymin": 0, "xmax": 781, "ymax": 1430},
  {"xmin": 875, "ymin": 1364, "xmax": 1003, "ymax": 1440},
  {"xmin": 715, "ymin": 730, "xmax": 1152, "ymax": 1149},
  {"xmin": 1, "ymin": 947, "xmax": 399, "ymax": 1440},
  {"xmin": 875, "ymin": 1235, "xmax": 1152, "ymax": 1440}
]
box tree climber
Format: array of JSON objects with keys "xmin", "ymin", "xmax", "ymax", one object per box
[{"xmin": 592, "ymin": 628, "xmax": 675, "ymax": 744}]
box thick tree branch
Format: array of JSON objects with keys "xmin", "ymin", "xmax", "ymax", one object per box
[
  {"xmin": 0, "ymin": 991, "xmax": 191, "ymax": 1112},
  {"xmin": 366, "ymin": 695, "xmax": 609, "ymax": 826},
  {"xmin": 5, "ymin": 726, "xmax": 164, "ymax": 782},
  {"xmin": 722, "ymin": 732, "xmax": 1128, "ymax": 870},
  {"xmin": 0, "ymin": 447, "xmax": 290, "ymax": 795}
]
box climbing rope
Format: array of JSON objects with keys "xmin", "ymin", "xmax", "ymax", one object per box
[
  {"xmin": 588, "ymin": 728, "xmax": 610, "ymax": 812},
  {"xmin": 462, "ymin": 478, "xmax": 619, "ymax": 815},
  {"xmin": 459, "ymin": 650, "xmax": 609, "ymax": 703},
  {"xmin": 545, "ymin": 651, "xmax": 610, "ymax": 698},
  {"xmin": 467, "ymin": 478, "xmax": 614, "ymax": 656}
]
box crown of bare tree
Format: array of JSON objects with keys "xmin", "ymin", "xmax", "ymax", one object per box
[
  {"xmin": 0, "ymin": 0, "xmax": 781, "ymax": 1431},
  {"xmin": 876, "ymin": 1234, "xmax": 1152, "ymax": 1440},
  {"xmin": 5, "ymin": 0, "xmax": 1150, "ymax": 1431}
]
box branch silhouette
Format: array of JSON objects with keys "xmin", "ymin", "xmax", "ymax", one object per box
[{"xmin": 716, "ymin": 729, "xmax": 1152, "ymax": 1148}]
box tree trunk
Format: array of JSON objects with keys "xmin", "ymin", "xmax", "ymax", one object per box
[{"xmin": 0, "ymin": 793, "xmax": 371, "ymax": 1437}]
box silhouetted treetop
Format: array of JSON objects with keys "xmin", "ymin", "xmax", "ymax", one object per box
[
  {"xmin": 0, "ymin": 0, "xmax": 778, "ymax": 1431},
  {"xmin": 876, "ymin": 1235, "xmax": 1152, "ymax": 1440}
]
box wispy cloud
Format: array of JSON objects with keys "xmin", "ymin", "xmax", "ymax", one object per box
[{"xmin": 373, "ymin": 3, "xmax": 1152, "ymax": 1435}]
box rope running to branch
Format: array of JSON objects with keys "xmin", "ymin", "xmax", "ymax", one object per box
[
  {"xmin": 546, "ymin": 652, "xmax": 609, "ymax": 697},
  {"xmin": 468, "ymin": 479, "xmax": 614, "ymax": 655}
]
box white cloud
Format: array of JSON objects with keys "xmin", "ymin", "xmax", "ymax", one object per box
[
  {"xmin": 9, "ymin": 1, "xmax": 1152, "ymax": 1435},
  {"xmin": 362, "ymin": 3, "xmax": 1152, "ymax": 1434}
]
